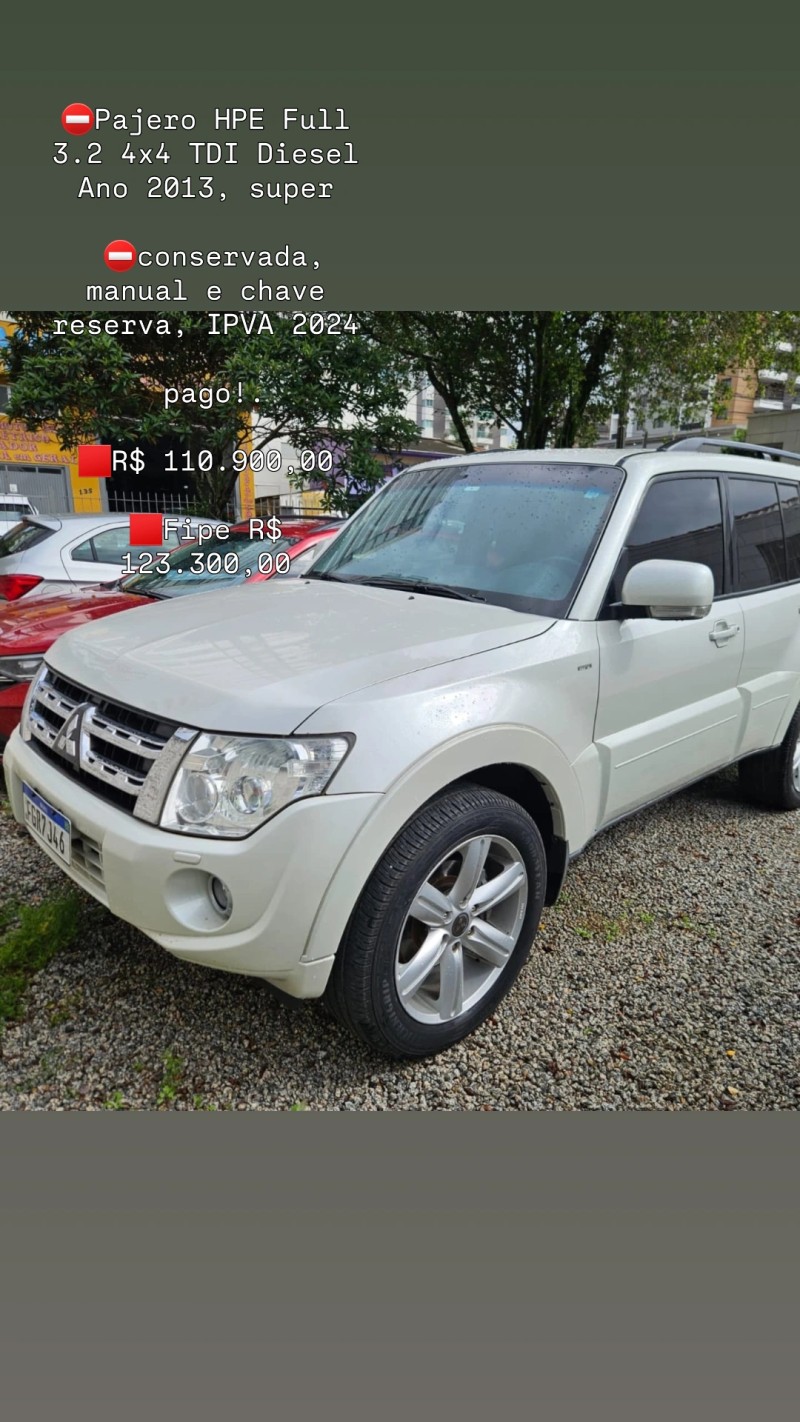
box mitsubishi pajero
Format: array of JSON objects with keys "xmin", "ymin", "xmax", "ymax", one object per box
[{"xmin": 5, "ymin": 439, "xmax": 800, "ymax": 1057}]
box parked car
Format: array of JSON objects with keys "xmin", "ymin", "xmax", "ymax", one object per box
[
  {"xmin": 0, "ymin": 520, "xmax": 339, "ymax": 742},
  {"xmin": 6, "ymin": 441, "xmax": 800, "ymax": 1059},
  {"xmin": 0, "ymin": 494, "xmax": 38, "ymax": 533},
  {"xmin": 0, "ymin": 513, "xmax": 225, "ymax": 601}
]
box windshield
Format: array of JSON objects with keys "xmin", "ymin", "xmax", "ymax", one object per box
[
  {"xmin": 119, "ymin": 528, "xmax": 301, "ymax": 598},
  {"xmin": 309, "ymin": 461, "xmax": 624, "ymax": 615}
]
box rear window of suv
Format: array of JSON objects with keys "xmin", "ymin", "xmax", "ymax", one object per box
[
  {"xmin": 729, "ymin": 477, "xmax": 786, "ymax": 589},
  {"xmin": 0, "ymin": 518, "xmax": 55, "ymax": 558},
  {"xmin": 778, "ymin": 483, "xmax": 800, "ymax": 581}
]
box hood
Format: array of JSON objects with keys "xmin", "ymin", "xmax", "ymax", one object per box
[
  {"xmin": 46, "ymin": 578, "xmax": 555, "ymax": 734},
  {"xmin": 0, "ymin": 587, "xmax": 152, "ymax": 655}
]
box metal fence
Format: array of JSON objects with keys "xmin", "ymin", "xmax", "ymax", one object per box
[
  {"xmin": 277, "ymin": 504, "xmax": 326, "ymax": 520},
  {"xmin": 107, "ymin": 489, "xmax": 239, "ymax": 520},
  {"xmin": 106, "ymin": 490, "xmax": 342, "ymax": 523}
]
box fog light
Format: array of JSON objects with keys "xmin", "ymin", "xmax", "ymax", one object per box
[{"xmin": 208, "ymin": 876, "xmax": 233, "ymax": 919}]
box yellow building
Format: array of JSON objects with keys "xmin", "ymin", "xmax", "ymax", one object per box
[
  {"xmin": 709, "ymin": 368, "xmax": 758, "ymax": 438},
  {"xmin": 0, "ymin": 318, "xmax": 102, "ymax": 513}
]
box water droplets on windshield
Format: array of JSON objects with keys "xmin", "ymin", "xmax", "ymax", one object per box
[{"xmin": 313, "ymin": 462, "xmax": 624, "ymax": 616}]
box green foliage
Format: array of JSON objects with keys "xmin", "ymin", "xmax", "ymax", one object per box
[
  {"xmin": 286, "ymin": 423, "xmax": 407, "ymax": 516},
  {"xmin": 366, "ymin": 311, "xmax": 800, "ymax": 450},
  {"xmin": 0, "ymin": 893, "xmax": 81, "ymax": 1025},
  {"xmin": 157, "ymin": 1048, "xmax": 185, "ymax": 1107},
  {"xmin": 8, "ymin": 308, "xmax": 798, "ymax": 519},
  {"xmin": 4, "ymin": 312, "xmax": 416, "ymax": 517}
]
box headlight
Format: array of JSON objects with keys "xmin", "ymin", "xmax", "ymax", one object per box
[
  {"xmin": 20, "ymin": 663, "xmax": 49, "ymax": 743},
  {"xmin": 159, "ymin": 733, "xmax": 352, "ymax": 837},
  {"xmin": 0, "ymin": 654, "xmax": 45, "ymax": 685}
]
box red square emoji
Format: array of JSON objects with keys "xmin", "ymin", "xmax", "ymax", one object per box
[
  {"xmin": 78, "ymin": 444, "xmax": 112, "ymax": 478},
  {"xmin": 129, "ymin": 514, "xmax": 164, "ymax": 546}
]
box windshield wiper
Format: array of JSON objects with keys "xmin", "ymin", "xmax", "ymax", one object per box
[
  {"xmin": 338, "ymin": 575, "xmax": 486, "ymax": 602},
  {"xmin": 305, "ymin": 569, "xmax": 353, "ymax": 583}
]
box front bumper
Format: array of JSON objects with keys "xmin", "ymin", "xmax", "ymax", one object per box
[{"xmin": 3, "ymin": 729, "xmax": 380, "ymax": 996}]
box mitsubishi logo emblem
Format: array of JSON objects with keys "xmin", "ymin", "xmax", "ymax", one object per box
[{"xmin": 53, "ymin": 703, "xmax": 92, "ymax": 768}]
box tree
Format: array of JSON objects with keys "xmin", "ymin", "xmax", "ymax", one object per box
[
  {"xmin": 365, "ymin": 311, "xmax": 799, "ymax": 451},
  {"xmin": 285, "ymin": 423, "xmax": 412, "ymax": 518},
  {"xmin": 602, "ymin": 312, "xmax": 800, "ymax": 442},
  {"xmin": 3, "ymin": 312, "xmax": 416, "ymax": 516}
]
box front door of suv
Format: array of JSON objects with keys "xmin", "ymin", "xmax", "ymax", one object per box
[
  {"xmin": 728, "ymin": 475, "xmax": 800, "ymax": 756},
  {"xmin": 593, "ymin": 474, "xmax": 744, "ymax": 826}
]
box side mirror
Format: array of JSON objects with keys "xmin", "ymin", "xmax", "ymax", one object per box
[{"xmin": 620, "ymin": 559, "xmax": 714, "ymax": 620}]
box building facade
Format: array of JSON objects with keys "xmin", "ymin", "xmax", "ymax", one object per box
[
  {"xmin": 405, "ymin": 379, "xmax": 517, "ymax": 452},
  {"xmin": 746, "ymin": 409, "xmax": 800, "ymax": 455},
  {"xmin": 0, "ymin": 318, "xmax": 94, "ymax": 514}
]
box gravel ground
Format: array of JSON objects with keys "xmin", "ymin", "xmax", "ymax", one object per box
[{"xmin": 0, "ymin": 768, "xmax": 798, "ymax": 1110}]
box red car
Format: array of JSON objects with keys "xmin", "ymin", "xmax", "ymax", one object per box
[{"xmin": 0, "ymin": 519, "xmax": 340, "ymax": 743}]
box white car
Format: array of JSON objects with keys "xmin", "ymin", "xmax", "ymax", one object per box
[
  {"xmin": 0, "ymin": 513, "xmax": 224, "ymax": 601},
  {"xmin": 0, "ymin": 494, "xmax": 38, "ymax": 533},
  {"xmin": 5, "ymin": 440, "xmax": 800, "ymax": 1058}
]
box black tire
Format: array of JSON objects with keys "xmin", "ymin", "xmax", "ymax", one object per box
[
  {"xmin": 324, "ymin": 783, "xmax": 547, "ymax": 1059},
  {"xmin": 738, "ymin": 702, "xmax": 800, "ymax": 811}
]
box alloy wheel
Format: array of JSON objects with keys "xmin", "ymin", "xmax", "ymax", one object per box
[{"xmin": 394, "ymin": 834, "xmax": 529, "ymax": 1025}]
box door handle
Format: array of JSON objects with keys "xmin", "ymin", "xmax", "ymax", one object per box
[{"xmin": 709, "ymin": 621, "xmax": 741, "ymax": 646}]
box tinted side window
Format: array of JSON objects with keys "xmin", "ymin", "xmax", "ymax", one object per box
[
  {"xmin": 610, "ymin": 476, "xmax": 725, "ymax": 602},
  {"xmin": 90, "ymin": 527, "xmax": 138, "ymax": 560},
  {"xmin": 729, "ymin": 478, "xmax": 785, "ymax": 590},
  {"xmin": 779, "ymin": 483, "xmax": 800, "ymax": 580},
  {"xmin": 70, "ymin": 537, "xmax": 96, "ymax": 563}
]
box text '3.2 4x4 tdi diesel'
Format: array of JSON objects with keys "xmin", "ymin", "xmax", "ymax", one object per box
[{"xmin": 5, "ymin": 440, "xmax": 800, "ymax": 1057}]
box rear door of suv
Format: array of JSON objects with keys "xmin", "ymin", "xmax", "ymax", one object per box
[{"xmin": 727, "ymin": 474, "xmax": 800, "ymax": 756}]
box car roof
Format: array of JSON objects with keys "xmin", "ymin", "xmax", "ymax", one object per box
[
  {"xmin": 17, "ymin": 513, "xmax": 132, "ymax": 531},
  {"xmin": 292, "ymin": 524, "xmax": 340, "ymax": 542},
  {"xmin": 401, "ymin": 446, "xmax": 800, "ymax": 485},
  {"xmin": 17, "ymin": 512, "xmax": 225, "ymax": 531}
]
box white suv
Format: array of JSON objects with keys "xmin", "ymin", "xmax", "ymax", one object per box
[{"xmin": 4, "ymin": 441, "xmax": 800, "ymax": 1058}]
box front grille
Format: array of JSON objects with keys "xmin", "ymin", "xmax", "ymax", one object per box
[{"xmin": 27, "ymin": 667, "xmax": 186, "ymax": 817}]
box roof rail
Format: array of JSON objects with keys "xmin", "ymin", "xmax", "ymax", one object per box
[{"xmin": 657, "ymin": 436, "xmax": 800, "ymax": 466}]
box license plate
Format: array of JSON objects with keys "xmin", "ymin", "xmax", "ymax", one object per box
[{"xmin": 22, "ymin": 782, "xmax": 72, "ymax": 866}]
